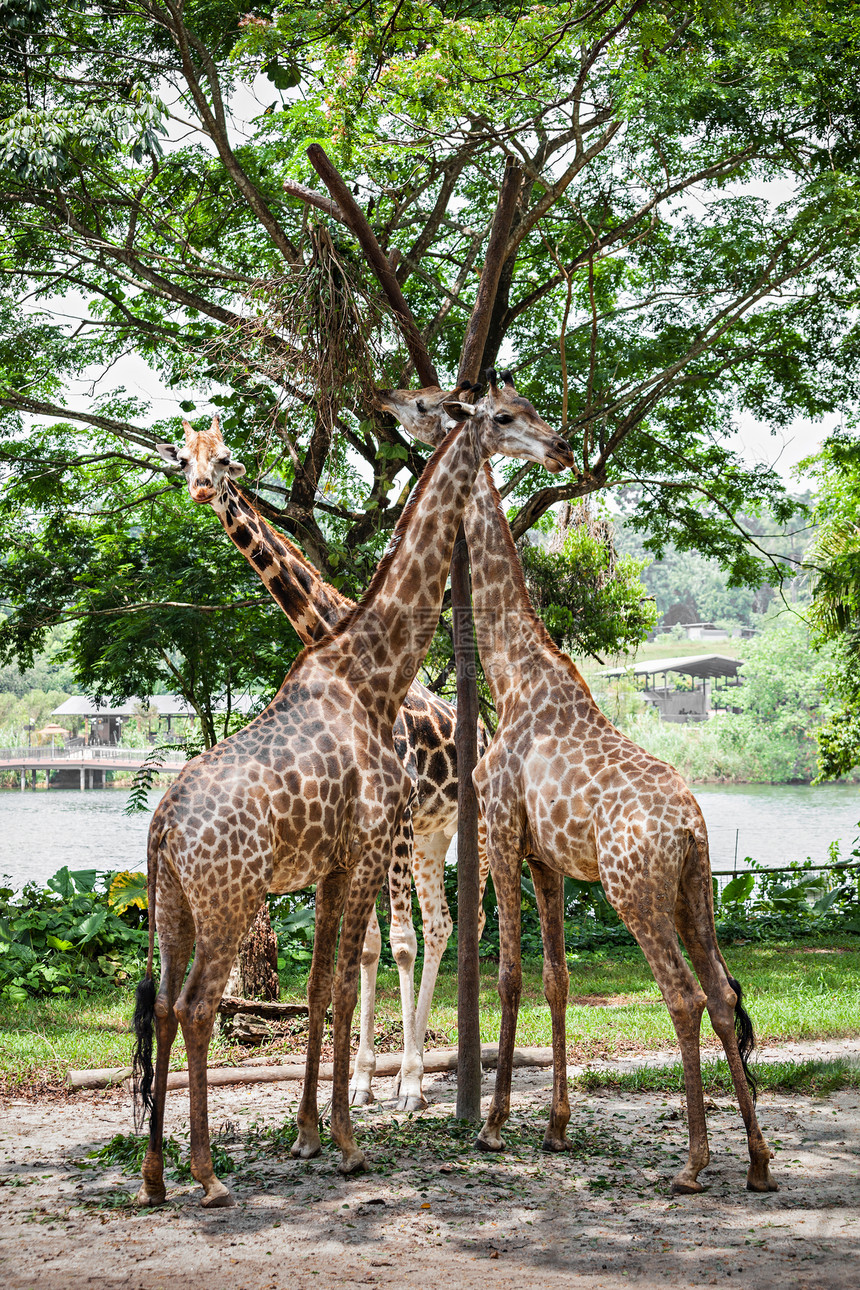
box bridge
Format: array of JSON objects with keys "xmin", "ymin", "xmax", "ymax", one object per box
[{"xmin": 0, "ymin": 745, "xmax": 187, "ymax": 790}]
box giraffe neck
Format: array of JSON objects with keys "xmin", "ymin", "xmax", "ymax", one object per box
[
  {"xmin": 211, "ymin": 482, "xmax": 353, "ymax": 645},
  {"xmin": 318, "ymin": 420, "xmax": 486, "ymax": 729},
  {"xmin": 465, "ymin": 465, "xmax": 590, "ymax": 719}
]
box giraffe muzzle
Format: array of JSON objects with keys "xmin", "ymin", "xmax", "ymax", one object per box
[
  {"xmin": 191, "ymin": 485, "xmax": 217, "ymax": 503},
  {"xmin": 544, "ymin": 438, "xmax": 576, "ymax": 473}
]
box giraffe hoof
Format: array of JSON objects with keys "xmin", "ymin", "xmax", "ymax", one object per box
[
  {"xmin": 475, "ymin": 1131, "xmax": 504, "ymax": 1153},
  {"xmin": 746, "ymin": 1163, "xmax": 779, "ymax": 1193},
  {"xmin": 394, "ymin": 1092, "xmax": 428, "ymax": 1113},
  {"xmin": 290, "ymin": 1136, "xmax": 321, "ymax": 1160},
  {"xmin": 541, "ymin": 1135, "xmax": 572, "ymax": 1153},
  {"xmin": 670, "ymin": 1175, "xmax": 705, "ymax": 1196},
  {"xmin": 201, "ymin": 1182, "xmax": 235, "ymax": 1208},
  {"xmin": 135, "ymin": 1183, "xmax": 167, "ymax": 1207},
  {"xmin": 350, "ymin": 1087, "xmax": 375, "ymax": 1107},
  {"xmin": 337, "ymin": 1149, "xmax": 369, "ymax": 1176}
]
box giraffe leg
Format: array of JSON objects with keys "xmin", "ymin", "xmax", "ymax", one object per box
[
  {"xmin": 676, "ymin": 861, "xmax": 778, "ymax": 1192},
  {"xmin": 387, "ymin": 841, "xmax": 425, "ymax": 1111},
  {"xmin": 476, "ymin": 832, "xmax": 523, "ymax": 1153},
  {"xmin": 410, "ymin": 830, "xmax": 455, "ymax": 1055},
  {"xmin": 330, "ymin": 833, "xmax": 401, "ymax": 1174},
  {"xmin": 293, "ymin": 869, "xmax": 350, "ymax": 1160},
  {"xmin": 137, "ymin": 865, "xmax": 195, "ymax": 1207},
  {"xmin": 349, "ymin": 906, "xmax": 381, "ymax": 1107},
  {"xmin": 620, "ymin": 907, "xmax": 711, "ymax": 1195},
  {"xmin": 174, "ymin": 943, "xmax": 248, "ymax": 1208},
  {"xmin": 529, "ymin": 860, "xmax": 571, "ymax": 1152}
]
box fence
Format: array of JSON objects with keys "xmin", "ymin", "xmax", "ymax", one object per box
[{"xmin": 0, "ymin": 745, "xmax": 186, "ymax": 765}]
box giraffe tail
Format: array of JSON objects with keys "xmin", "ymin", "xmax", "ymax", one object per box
[
  {"xmin": 132, "ymin": 826, "xmax": 159, "ymax": 1134},
  {"xmin": 727, "ymin": 973, "xmax": 758, "ymax": 1105},
  {"xmin": 691, "ymin": 825, "xmax": 758, "ymax": 1104}
]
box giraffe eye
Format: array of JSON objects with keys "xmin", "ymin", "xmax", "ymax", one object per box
[
  {"xmin": 494, "ymin": 413, "xmax": 514, "ymax": 425},
  {"xmin": 416, "ymin": 400, "xmax": 427, "ymax": 413}
]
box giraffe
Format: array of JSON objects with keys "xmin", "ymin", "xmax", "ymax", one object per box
[
  {"xmin": 132, "ymin": 400, "xmax": 574, "ymax": 1208},
  {"xmin": 156, "ymin": 416, "xmax": 488, "ymax": 1110},
  {"xmin": 377, "ymin": 373, "xmax": 778, "ymax": 1196}
]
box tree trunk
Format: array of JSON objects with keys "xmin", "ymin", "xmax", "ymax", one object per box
[{"xmin": 224, "ymin": 903, "xmax": 279, "ymax": 1001}]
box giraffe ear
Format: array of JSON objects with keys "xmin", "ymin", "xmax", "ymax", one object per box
[
  {"xmin": 441, "ymin": 399, "xmax": 475, "ymax": 423},
  {"xmin": 156, "ymin": 442, "xmax": 183, "ymax": 470},
  {"xmin": 227, "ymin": 459, "xmax": 246, "ymax": 479}
]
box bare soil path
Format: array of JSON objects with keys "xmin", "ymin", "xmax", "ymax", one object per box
[{"xmin": 1, "ymin": 1054, "xmax": 858, "ymax": 1289}]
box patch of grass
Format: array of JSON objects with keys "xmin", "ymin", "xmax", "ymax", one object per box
[
  {"xmin": 419, "ymin": 937, "xmax": 860, "ymax": 1055},
  {"xmin": 81, "ymin": 1130, "xmax": 235, "ymax": 1183},
  {"xmin": 2, "ymin": 937, "xmax": 859, "ymax": 1087},
  {"xmin": 574, "ymin": 1056, "xmax": 860, "ymax": 1097},
  {"xmin": 0, "ymin": 984, "xmax": 246, "ymax": 1087}
]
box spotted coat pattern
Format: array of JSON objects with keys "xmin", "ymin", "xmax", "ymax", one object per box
[
  {"xmin": 158, "ymin": 420, "xmax": 482, "ymax": 1108},
  {"xmin": 138, "ymin": 404, "xmax": 571, "ymax": 1208},
  {"xmin": 381, "ymin": 377, "xmax": 778, "ymax": 1197}
]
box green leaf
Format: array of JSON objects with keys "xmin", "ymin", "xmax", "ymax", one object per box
[
  {"xmin": 68, "ymin": 869, "xmax": 99, "ymax": 893},
  {"xmin": 47, "ymin": 867, "xmax": 76, "ymax": 899},
  {"xmin": 263, "ymin": 59, "xmax": 300, "ymax": 91},
  {"xmin": 46, "ymin": 934, "xmax": 75, "ymax": 951},
  {"xmin": 74, "ymin": 907, "xmax": 107, "ymax": 943},
  {"xmin": 720, "ymin": 873, "xmax": 755, "ymax": 905}
]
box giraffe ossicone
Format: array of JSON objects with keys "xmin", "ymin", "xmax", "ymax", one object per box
[
  {"xmin": 133, "ymin": 402, "xmax": 574, "ymax": 1208},
  {"xmin": 383, "ymin": 374, "xmax": 777, "ymax": 1197}
]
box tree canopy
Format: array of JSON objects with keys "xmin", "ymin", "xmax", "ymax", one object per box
[
  {"xmin": 802, "ymin": 433, "xmax": 860, "ymax": 779},
  {"xmin": 2, "ymin": 0, "xmax": 860, "ymax": 705}
]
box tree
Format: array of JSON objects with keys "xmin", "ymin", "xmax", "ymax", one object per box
[
  {"xmin": 520, "ymin": 501, "xmax": 657, "ymax": 659},
  {"xmin": 0, "ymin": 460, "xmax": 303, "ymax": 745},
  {"xmin": 4, "ymin": 0, "xmax": 859, "ymax": 659},
  {"xmin": 802, "ymin": 433, "xmax": 860, "ymax": 779},
  {"xmin": 718, "ymin": 616, "xmax": 833, "ymax": 782}
]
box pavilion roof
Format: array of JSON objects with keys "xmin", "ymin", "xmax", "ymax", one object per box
[
  {"xmin": 599, "ymin": 654, "xmax": 742, "ymax": 682},
  {"xmin": 52, "ymin": 694, "xmax": 256, "ymax": 718}
]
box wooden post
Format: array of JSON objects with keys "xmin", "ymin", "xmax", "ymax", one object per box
[
  {"xmin": 451, "ymin": 526, "xmax": 482, "ymax": 1119},
  {"xmin": 303, "ymin": 146, "xmax": 521, "ymax": 1121},
  {"xmin": 451, "ymin": 157, "xmax": 522, "ymax": 1121}
]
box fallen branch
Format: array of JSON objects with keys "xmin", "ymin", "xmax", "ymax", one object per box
[
  {"xmin": 67, "ymin": 1045, "xmax": 553, "ymax": 1092},
  {"xmin": 216, "ymin": 996, "xmax": 310, "ymax": 1021},
  {"xmin": 157, "ymin": 1044, "xmax": 553, "ymax": 1091}
]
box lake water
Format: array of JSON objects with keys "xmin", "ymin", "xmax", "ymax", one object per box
[
  {"xmin": 692, "ymin": 782, "xmax": 859, "ymax": 872},
  {"xmin": 1, "ymin": 781, "xmax": 858, "ymax": 893},
  {"xmin": 0, "ymin": 787, "xmax": 166, "ymax": 892}
]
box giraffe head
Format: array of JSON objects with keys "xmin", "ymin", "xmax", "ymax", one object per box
[
  {"xmin": 373, "ymin": 382, "xmax": 470, "ymax": 449},
  {"xmin": 156, "ymin": 416, "xmax": 246, "ymax": 503},
  {"xmin": 375, "ymin": 371, "xmax": 574, "ymax": 473}
]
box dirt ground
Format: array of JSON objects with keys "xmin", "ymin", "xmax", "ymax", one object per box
[{"xmin": 1, "ymin": 1055, "xmax": 859, "ymax": 1290}]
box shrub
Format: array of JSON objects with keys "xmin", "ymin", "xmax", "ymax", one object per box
[{"xmin": 0, "ymin": 866, "xmax": 149, "ymax": 1001}]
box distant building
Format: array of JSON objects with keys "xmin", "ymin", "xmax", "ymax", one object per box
[
  {"xmin": 52, "ymin": 694, "xmax": 256, "ymax": 746},
  {"xmin": 599, "ymin": 654, "xmax": 743, "ymax": 723},
  {"xmin": 654, "ymin": 621, "xmax": 756, "ymax": 642}
]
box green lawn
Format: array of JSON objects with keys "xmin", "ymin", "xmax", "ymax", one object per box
[{"xmin": 1, "ymin": 938, "xmax": 858, "ymax": 1089}]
